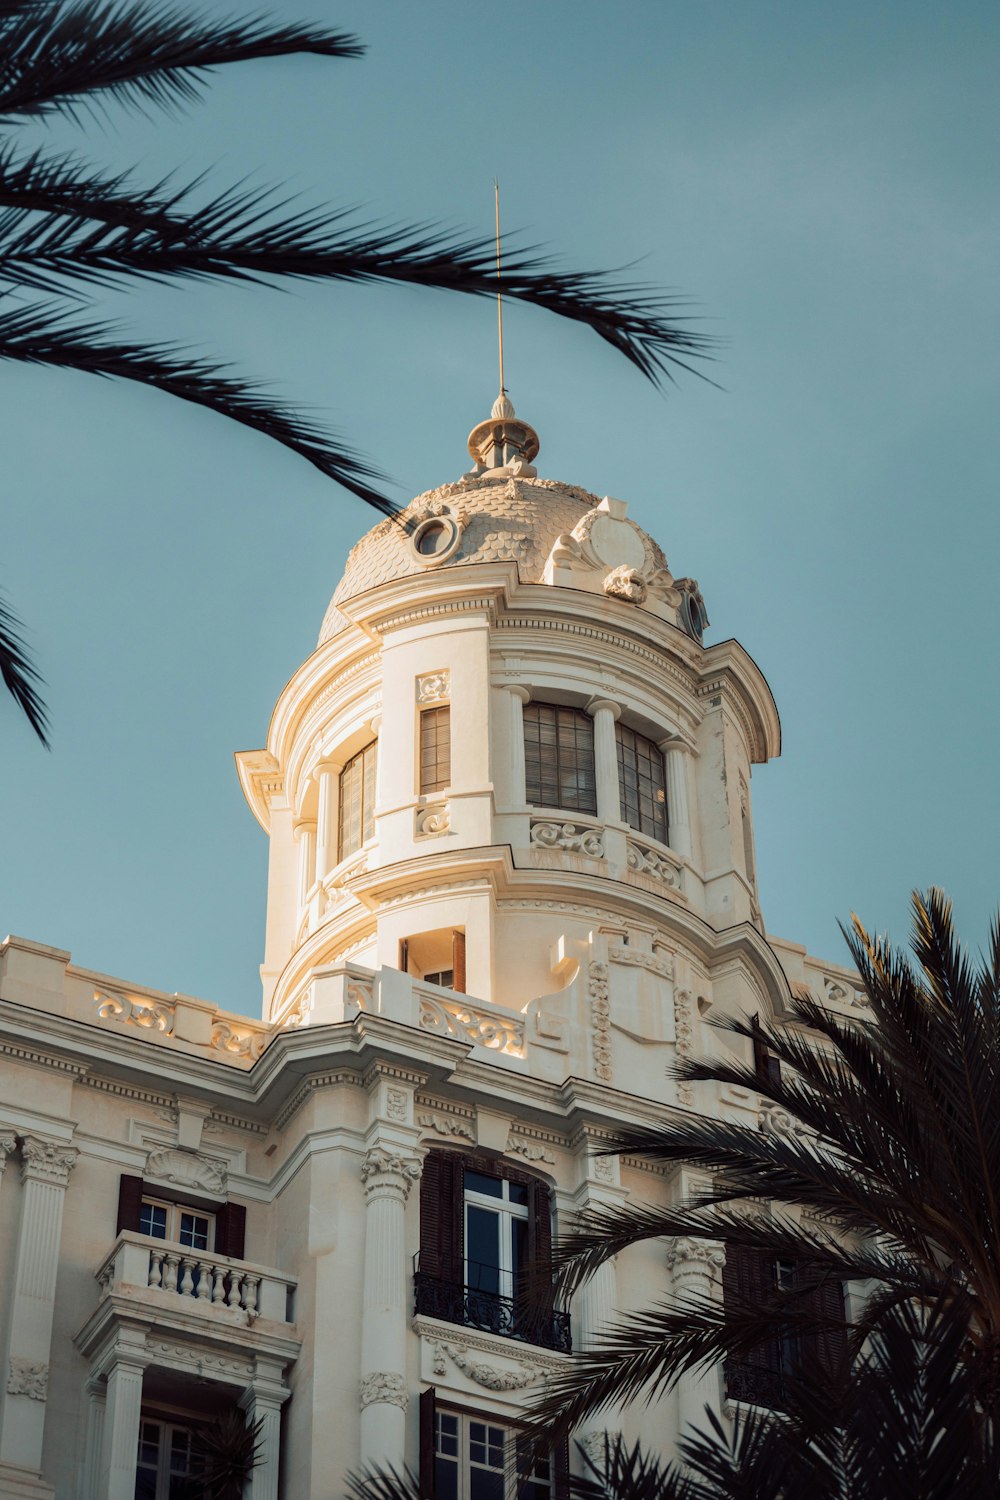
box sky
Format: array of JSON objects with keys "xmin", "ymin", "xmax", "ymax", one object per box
[{"xmin": 2, "ymin": 1, "xmax": 998, "ymax": 1018}]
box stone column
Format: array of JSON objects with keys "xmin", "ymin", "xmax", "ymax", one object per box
[
  {"xmin": 358, "ymin": 1145, "xmax": 421, "ymax": 1469},
  {"xmin": 101, "ymin": 1341, "xmax": 149, "ymax": 1500},
  {"xmin": 666, "ymin": 1237, "xmax": 725, "ymax": 1442},
  {"xmin": 294, "ymin": 821, "xmax": 317, "ymax": 909},
  {"xmin": 315, "ymin": 761, "xmax": 342, "ymax": 883},
  {"xmin": 587, "ymin": 698, "xmax": 621, "ymax": 824},
  {"xmin": 239, "ymin": 1366, "xmax": 289, "ymax": 1500},
  {"xmin": 662, "ymin": 740, "xmax": 694, "ymax": 859},
  {"xmin": 81, "ymin": 1376, "xmax": 106, "ymax": 1500},
  {"xmin": 0, "ymin": 1135, "xmax": 78, "ymax": 1474},
  {"xmin": 507, "ymin": 686, "xmax": 531, "ymax": 808},
  {"xmin": 572, "ymin": 1141, "xmax": 627, "ymax": 1474}
]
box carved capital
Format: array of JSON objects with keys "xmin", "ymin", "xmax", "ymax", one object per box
[
  {"xmin": 665, "ymin": 1236, "xmax": 725, "ymax": 1284},
  {"xmin": 0, "ymin": 1129, "xmax": 17, "ymax": 1169},
  {"xmin": 20, "ymin": 1135, "xmax": 77, "ymax": 1186},
  {"xmin": 7, "ymin": 1358, "xmax": 48, "ymax": 1400},
  {"xmin": 360, "ymin": 1370, "xmax": 407, "ymax": 1410},
  {"xmin": 360, "ymin": 1146, "xmax": 421, "ymax": 1199}
]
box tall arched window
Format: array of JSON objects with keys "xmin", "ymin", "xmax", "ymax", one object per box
[
  {"xmin": 338, "ymin": 741, "xmax": 377, "ymax": 860},
  {"xmin": 615, "ymin": 723, "xmax": 668, "ymax": 843},
  {"xmin": 522, "ymin": 703, "xmax": 596, "ymax": 815}
]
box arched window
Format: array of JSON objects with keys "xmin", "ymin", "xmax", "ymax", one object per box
[
  {"xmin": 522, "ymin": 703, "xmax": 596, "ymax": 815},
  {"xmin": 338, "ymin": 741, "xmax": 377, "ymax": 860},
  {"xmin": 615, "ymin": 723, "xmax": 668, "ymax": 843}
]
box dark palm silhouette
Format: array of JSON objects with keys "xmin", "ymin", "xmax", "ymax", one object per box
[{"xmin": 0, "ymin": 0, "xmax": 715, "ymax": 745}]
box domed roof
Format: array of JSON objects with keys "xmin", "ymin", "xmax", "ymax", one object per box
[{"xmin": 319, "ymin": 474, "xmax": 606, "ymax": 643}]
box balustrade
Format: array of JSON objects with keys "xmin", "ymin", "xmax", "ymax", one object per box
[{"xmin": 95, "ymin": 1232, "xmax": 294, "ymax": 1325}]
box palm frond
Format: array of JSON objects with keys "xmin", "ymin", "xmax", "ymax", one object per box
[
  {"xmin": 345, "ymin": 1464, "xmax": 422, "ymax": 1500},
  {"xmin": 0, "ymin": 304, "xmax": 397, "ymax": 513},
  {"xmin": 0, "ymin": 590, "xmax": 49, "ymax": 746},
  {"xmin": 0, "ymin": 1, "xmax": 362, "ymax": 122},
  {"xmin": 573, "ymin": 1435, "xmax": 697, "ymax": 1500}
]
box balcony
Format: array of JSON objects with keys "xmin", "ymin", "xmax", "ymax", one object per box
[
  {"xmin": 95, "ymin": 1232, "xmax": 295, "ymax": 1324},
  {"xmin": 413, "ymin": 1264, "xmax": 572, "ymax": 1354}
]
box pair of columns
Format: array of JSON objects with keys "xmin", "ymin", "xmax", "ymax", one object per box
[
  {"xmin": 86, "ymin": 1341, "xmax": 288, "ymax": 1500},
  {"xmin": 505, "ymin": 686, "xmax": 694, "ymax": 858},
  {"xmin": 0, "ymin": 1130, "xmax": 78, "ymax": 1486}
]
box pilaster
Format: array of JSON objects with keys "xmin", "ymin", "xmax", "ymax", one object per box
[{"xmin": 665, "ymin": 1236, "xmax": 726, "ymax": 1441}]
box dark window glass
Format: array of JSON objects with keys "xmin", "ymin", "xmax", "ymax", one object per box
[
  {"xmin": 139, "ymin": 1202, "xmax": 168, "ymax": 1240},
  {"xmin": 420, "ymin": 706, "xmax": 451, "ymax": 794},
  {"xmin": 615, "ymin": 724, "xmax": 668, "ymax": 842},
  {"xmin": 179, "ymin": 1213, "xmax": 210, "ymax": 1251},
  {"xmin": 523, "ymin": 703, "xmax": 596, "ymax": 815},
  {"xmin": 338, "ymin": 742, "xmax": 377, "ymax": 860}
]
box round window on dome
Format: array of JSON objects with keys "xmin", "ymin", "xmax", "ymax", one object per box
[
  {"xmin": 410, "ymin": 513, "xmax": 461, "ymax": 566},
  {"xmin": 681, "ymin": 592, "xmax": 707, "ymax": 643}
]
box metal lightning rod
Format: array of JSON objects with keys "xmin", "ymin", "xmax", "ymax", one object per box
[{"xmin": 494, "ymin": 178, "xmax": 505, "ymax": 397}]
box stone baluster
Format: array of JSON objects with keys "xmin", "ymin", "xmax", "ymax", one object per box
[
  {"xmin": 507, "ymin": 685, "xmax": 531, "ymax": 807},
  {"xmin": 100, "ymin": 1337, "xmax": 149, "ymax": 1500},
  {"xmin": 587, "ymin": 698, "xmax": 622, "ymax": 825},
  {"xmin": 239, "ymin": 1364, "xmax": 290, "ymax": 1500},
  {"xmin": 358, "ymin": 1144, "xmax": 422, "ymax": 1469},
  {"xmin": 0, "ymin": 1133, "xmax": 78, "ymax": 1476},
  {"xmin": 315, "ymin": 760, "xmax": 342, "ymax": 882},
  {"xmin": 662, "ymin": 739, "xmax": 694, "ymax": 860},
  {"xmin": 665, "ymin": 1236, "xmax": 726, "ymax": 1443},
  {"xmin": 178, "ymin": 1257, "xmax": 195, "ymax": 1296},
  {"xmin": 162, "ymin": 1252, "xmax": 179, "ymax": 1293},
  {"xmin": 196, "ymin": 1261, "xmax": 213, "ymax": 1300}
]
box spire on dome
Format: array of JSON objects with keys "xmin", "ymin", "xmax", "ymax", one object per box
[{"xmin": 467, "ymin": 394, "xmax": 540, "ymax": 477}]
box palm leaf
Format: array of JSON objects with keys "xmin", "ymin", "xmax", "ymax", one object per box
[
  {"xmin": 0, "ymin": 304, "xmax": 398, "ymax": 512},
  {"xmin": 0, "ymin": 590, "xmax": 49, "ymax": 745},
  {"xmin": 0, "ymin": 1, "xmax": 362, "ymax": 122}
]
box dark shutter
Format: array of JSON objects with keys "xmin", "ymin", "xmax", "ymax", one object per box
[
  {"xmin": 452, "ymin": 930, "xmax": 466, "ymax": 994},
  {"xmin": 399, "ymin": 937, "xmax": 409, "ymax": 973},
  {"xmin": 801, "ymin": 1266, "xmax": 846, "ymax": 1376},
  {"xmin": 214, "ymin": 1201, "xmax": 247, "ymax": 1260},
  {"xmin": 527, "ymin": 1177, "xmax": 553, "ymax": 1277},
  {"xmin": 553, "ymin": 1434, "xmax": 571, "ymax": 1500},
  {"xmin": 419, "ymin": 1151, "xmax": 463, "ymax": 1282},
  {"xmin": 419, "ymin": 1387, "xmax": 436, "ymax": 1498},
  {"xmin": 722, "ymin": 1243, "xmax": 779, "ymax": 1404},
  {"xmin": 116, "ymin": 1174, "xmax": 144, "ymax": 1234},
  {"xmin": 752, "ymin": 1017, "xmax": 782, "ymax": 1089}
]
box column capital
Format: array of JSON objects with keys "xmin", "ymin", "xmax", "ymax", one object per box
[
  {"xmin": 360, "ymin": 1145, "xmax": 422, "ymax": 1200},
  {"xmin": 360, "ymin": 1371, "xmax": 408, "ymax": 1410},
  {"xmin": 660, "ymin": 734, "xmax": 696, "ymax": 756},
  {"xmin": 0, "ymin": 1129, "xmax": 17, "ymax": 1168},
  {"xmin": 665, "ymin": 1235, "xmax": 725, "ymax": 1283},
  {"xmin": 369, "ymin": 714, "xmax": 382, "ymax": 735},
  {"xmin": 20, "ymin": 1135, "xmax": 77, "ymax": 1187},
  {"xmin": 586, "ymin": 696, "xmax": 621, "ymax": 721},
  {"xmin": 292, "ymin": 819, "xmax": 317, "ymax": 841},
  {"xmin": 506, "ymin": 684, "xmax": 531, "ymax": 704}
]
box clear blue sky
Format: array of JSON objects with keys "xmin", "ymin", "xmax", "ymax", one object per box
[{"xmin": 3, "ymin": 1, "xmax": 997, "ymax": 1016}]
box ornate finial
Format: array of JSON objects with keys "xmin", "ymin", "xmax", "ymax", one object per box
[{"xmin": 491, "ymin": 392, "xmax": 515, "ymax": 420}]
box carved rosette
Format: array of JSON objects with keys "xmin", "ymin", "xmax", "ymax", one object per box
[
  {"xmin": 20, "ymin": 1135, "xmax": 78, "ymax": 1187},
  {"xmin": 360, "ymin": 1146, "xmax": 421, "ymax": 1201},
  {"xmin": 416, "ymin": 670, "xmax": 450, "ymax": 703},
  {"xmin": 7, "ymin": 1357, "xmax": 48, "ymax": 1401},
  {"xmin": 588, "ymin": 963, "xmax": 612, "ymax": 1083},
  {"xmin": 360, "ymin": 1370, "xmax": 408, "ymax": 1410}
]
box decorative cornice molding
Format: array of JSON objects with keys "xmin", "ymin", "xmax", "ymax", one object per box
[
  {"xmin": 0, "ymin": 1040, "xmax": 85, "ymax": 1076},
  {"xmin": 273, "ymin": 1069, "xmax": 362, "ymax": 1132}
]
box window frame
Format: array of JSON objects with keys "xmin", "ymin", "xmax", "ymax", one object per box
[
  {"xmin": 463, "ymin": 1173, "xmax": 530, "ymax": 1303},
  {"xmin": 522, "ymin": 701, "xmax": 597, "ymax": 817},
  {"xmin": 338, "ymin": 739, "xmax": 377, "ymax": 861},
  {"xmin": 419, "ymin": 705, "xmax": 452, "ymax": 795},
  {"xmin": 116, "ymin": 1176, "xmax": 246, "ymax": 1260},
  {"xmin": 135, "ymin": 1415, "xmax": 202, "ymax": 1500},
  {"xmin": 421, "ymin": 1389, "xmax": 567, "ymax": 1500},
  {"xmin": 615, "ymin": 721, "xmax": 668, "ymax": 844}
]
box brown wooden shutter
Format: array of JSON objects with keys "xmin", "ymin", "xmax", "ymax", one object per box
[
  {"xmin": 752, "ymin": 1017, "xmax": 782, "ymax": 1089},
  {"xmin": 722, "ymin": 1243, "xmax": 777, "ymax": 1392},
  {"xmin": 419, "ymin": 1151, "xmax": 463, "ymax": 1282},
  {"xmin": 399, "ymin": 937, "xmax": 409, "ymax": 973},
  {"xmin": 801, "ymin": 1266, "xmax": 846, "ymax": 1375},
  {"xmin": 419, "ymin": 1387, "xmax": 436, "ymax": 1498},
  {"xmin": 116, "ymin": 1173, "xmax": 144, "ymax": 1234},
  {"xmin": 527, "ymin": 1177, "xmax": 553, "ymax": 1277},
  {"xmin": 452, "ymin": 930, "xmax": 466, "ymax": 994},
  {"xmin": 214, "ymin": 1201, "xmax": 246, "ymax": 1260}
]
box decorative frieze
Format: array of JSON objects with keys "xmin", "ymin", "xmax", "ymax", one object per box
[
  {"xmin": 360, "ymin": 1371, "xmax": 408, "ymax": 1410},
  {"xmin": 416, "ymin": 670, "xmax": 450, "ymax": 703},
  {"xmin": 6, "ymin": 1358, "xmax": 47, "ymax": 1401},
  {"xmin": 625, "ymin": 840, "xmax": 683, "ymax": 890},
  {"xmin": 415, "ymin": 802, "xmax": 450, "ymax": 837},
  {"xmin": 506, "ymin": 1135, "xmax": 555, "ymax": 1165},
  {"xmin": 210, "ymin": 1021, "xmax": 265, "ymax": 1061},
  {"xmin": 418, "ymin": 993, "xmax": 525, "ymax": 1056},
  {"xmin": 758, "ymin": 1102, "xmax": 806, "ymax": 1140},
  {"xmin": 673, "ymin": 989, "xmax": 695, "ymax": 1107},
  {"xmin": 608, "ymin": 943, "xmax": 674, "ymax": 978},
  {"xmin": 588, "ymin": 962, "xmax": 612, "ymax": 1083},
  {"xmin": 144, "ymin": 1148, "xmax": 227, "ymax": 1196},
  {"xmin": 432, "ymin": 1342, "xmax": 546, "ymax": 1391},
  {"xmin": 530, "ymin": 820, "xmax": 605, "ymax": 858},
  {"xmin": 95, "ymin": 990, "xmax": 174, "ymax": 1034}
]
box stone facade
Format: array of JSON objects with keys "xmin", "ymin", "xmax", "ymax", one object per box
[{"xmin": 0, "ymin": 403, "xmax": 863, "ymax": 1499}]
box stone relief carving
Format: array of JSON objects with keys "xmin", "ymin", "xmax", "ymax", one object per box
[
  {"xmin": 416, "ymin": 670, "xmax": 450, "ymax": 703},
  {"xmin": 386, "ymin": 1088, "xmax": 408, "ymax": 1122},
  {"xmin": 145, "ymin": 1148, "xmax": 227, "ymax": 1195},
  {"xmin": 345, "ymin": 977, "xmax": 375, "ymax": 1017},
  {"xmin": 211, "ymin": 1021, "xmax": 264, "ymax": 1061},
  {"xmin": 758, "ymin": 1102, "xmax": 806, "ymax": 1140},
  {"xmin": 588, "ymin": 963, "xmax": 612, "ymax": 1083},
  {"xmin": 20, "ymin": 1136, "xmax": 78, "ymax": 1185},
  {"xmin": 506, "ymin": 1135, "xmax": 555, "ymax": 1165},
  {"xmin": 360, "ymin": 1146, "xmax": 421, "ymax": 1197},
  {"xmin": 625, "ymin": 841, "xmax": 683, "ymax": 890},
  {"xmin": 665, "ymin": 1236, "xmax": 726, "ymax": 1283},
  {"xmin": 360, "ymin": 1371, "xmax": 408, "ymax": 1409},
  {"xmin": 418, "ymin": 994, "xmax": 525, "ymax": 1055},
  {"xmin": 530, "ymin": 821, "xmax": 605, "ymax": 858},
  {"xmin": 0, "ymin": 1129, "xmax": 18, "ymax": 1166},
  {"xmin": 673, "ymin": 990, "xmax": 695, "ymax": 1107},
  {"xmin": 95, "ymin": 990, "xmax": 174, "ymax": 1034},
  {"xmin": 592, "ymin": 1155, "xmax": 615, "ymax": 1184},
  {"xmin": 603, "ymin": 565, "xmax": 647, "ymax": 603},
  {"xmin": 435, "ymin": 1342, "xmax": 547, "ymax": 1391},
  {"xmin": 608, "ymin": 943, "xmax": 674, "ymax": 978},
  {"xmin": 7, "ymin": 1358, "xmax": 48, "ymax": 1400},
  {"xmin": 147, "ymin": 1340, "xmax": 253, "ymax": 1382},
  {"xmin": 824, "ymin": 975, "xmax": 868, "ymax": 1009},
  {"xmin": 415, "ymin": 802, "xmax": 450, "ymax": 837},
  {"xmin": 417, "ymin": 1110, "xmax": 475, "ymax": 1143}
]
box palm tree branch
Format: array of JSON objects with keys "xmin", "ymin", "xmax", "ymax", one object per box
[
  {"xmin": 0, "ymin": 305, "xmax": 397, "ymax": 513},
  {"xmin": 0, "ymin": 1, "xmax": 363, "ymax": 122},
  {"xmin": 0, "ymin": 591, "xmax": 49, "ymax": 746}
]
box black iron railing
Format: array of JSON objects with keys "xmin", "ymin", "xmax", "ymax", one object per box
[
  {"xmin": 724, "ymin": 1358, "xmax": 788, "ymax": 1410},
  {"xmin": 413, "ymin": 1268, "xmax": 571, "ymax": 1353}
]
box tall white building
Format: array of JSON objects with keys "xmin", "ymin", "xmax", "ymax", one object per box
[{"xmin": 0, "ymin": 399, "xmax": 864, "ymax": 1499}]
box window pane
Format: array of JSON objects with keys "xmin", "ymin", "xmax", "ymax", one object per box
[
  {"xmin": 179, "ymin": 1213, "xmax": 210, "ymax": 1251},
  {"xmin": 465, "ymin": 1171, "xmax": 503, "ymax": 1199},
  {"xmin": 616, "ymin": 724, "xmax": 668, "ymax": 842},
  {"xmin": 420, "ymin": 706, "xmax": 451, "ymax": 794},
  {"xmin": 467, "ymin": 1206, "xmax": 500, "ymax": 1291},
  {"xmin": 339, "ymin": 742, "xmax": 377, "ymax": 860},
  {"xmin": 523, "ymin": 703, "xmax": 596, "ymax": 815},
  {"xmin": 508, "ymin": 1182, "xmax": 529, "ymax": 1207},
  {"xmin": 139, "ymin": 1202, "xmax": 168, "ymax": 1239}
]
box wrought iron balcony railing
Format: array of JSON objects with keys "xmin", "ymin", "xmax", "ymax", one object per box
[
  {"xmin": 724, "ymin": 1358, "xmax": 789, "ymax": 1411},
  {"xmin": 413, "ymin": 1267, "xmax": 571, "ymax": 1354}
]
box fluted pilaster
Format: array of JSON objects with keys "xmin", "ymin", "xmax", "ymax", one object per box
[
  {"xmin": 358, "ymin": 1145, "xmax": 421, "ymax": 1469},
  {"xmin": 662, "ymin": 739, "xmax": 694, "ymax": 860},
  {"xmin": 665, "ymin": 1236, "xmax": 725, "ymax": 1440},
  {"xmin": 588, "ymin": 698, "xmax": 622, "ymax": 824}
]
